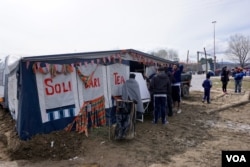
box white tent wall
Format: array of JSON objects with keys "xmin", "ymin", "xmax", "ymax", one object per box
[
  {"xmin": 77, "ymin": 64, "xmax": 109, "ymax": 109},
  {"xmin": 34, "ymin": 62, "xmax": 130, "ymax": 124},
  {"xmin": 0, "ymin": 55, "xmax": 21, "ymax": 116},
  {"xmin": 7, "ymin": 71, "xmax": 19, "ymax": 120},
  {"xmin": 105, "ymin": 63, "xmax": 130, "ymax": 125},
  {"xmin": 0, "ymin": 57, "xmax": 6, "ymax": 87},
  {"xmin": 106, "ymin": 63, "xmax": 130, "ymax": 103},
  {"xmin": 0, "ymin": 57, "xmax": 6, "ymax": 100}
]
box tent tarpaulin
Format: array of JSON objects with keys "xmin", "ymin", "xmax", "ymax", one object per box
[{"xmin": 2, "ymin": 49, "xmax": 173, "ymax": 140}]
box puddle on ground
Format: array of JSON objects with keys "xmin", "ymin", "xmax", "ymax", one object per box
[{"xmin": 198, "ymin": 120, "xmax": 250, "ymax": 133}]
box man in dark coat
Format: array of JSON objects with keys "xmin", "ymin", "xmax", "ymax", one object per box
[
  {"xmin": 149, "ymin": 67, "xmax": 171, "ymax": 124},
  {"xmin": 169, "ymin": 63, "xmax": 183, "ymax": 114},
  {"xmin": 220, "ymin": 66, "xmax": 230, "ymax": 93}
]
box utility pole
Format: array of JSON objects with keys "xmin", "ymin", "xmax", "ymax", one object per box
[
  {"xmin": 212, "ymin": 21, "xmax": 216, "ymax": 71},
  {"xmin": 186, "ymin": 50, "xmax": 189, "ymax": 64},
  {"xmin": 204, "ymin": 48, "xmax": 208, "ymax": 74}
]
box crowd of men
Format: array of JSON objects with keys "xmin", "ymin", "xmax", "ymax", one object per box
[
  {"xmin": 145, "ymin": 63, "xmax": 183, "ymax": 125},
  {"xmin": 115, "ymin": 63, "xmax": 248, "ymax": 139}
]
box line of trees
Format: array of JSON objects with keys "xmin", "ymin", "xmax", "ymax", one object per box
[{"xmin": 149, "ymin": 34, "xmax": 250, "ymax": 69}]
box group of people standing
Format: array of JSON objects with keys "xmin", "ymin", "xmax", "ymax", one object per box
[
  {"xmin": 114, "ymin": 64, "xmax": 184, "ymax": 139},
  {"xmin": 147, "ymin": 63, "xmax": 183, "ymax": 125},
  {"xmin": 114, "ymin": 64, "xmax": 183, "ymax": 139},
  {"xmin": 201, "ymin": 65, "xmax": 246, "ymax": 105},
  {"xmin": 220, "ymin": 66, "xmax": 245, "ymax": 94}
]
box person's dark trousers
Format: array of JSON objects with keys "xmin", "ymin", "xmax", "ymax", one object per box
[
  {"xmin": 149, "ymin": 93, "xmax": 154, "ymax": 113},
  {"xmin": 222, "ymin": 81, "xmax": 228, "ymax": 92},
  {"xmin": 203, "ymin": 88, "xmax": 210, "ymax": 103},
  {"xmin": 153, "ymin": 95, "xmax": 167, "ymax": 124},
  {"xmin": 167, "ymin": 95, "xmax": 173, "ymax": 116}
]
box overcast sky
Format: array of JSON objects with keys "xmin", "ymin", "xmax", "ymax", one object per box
[{"xmin": 1, "ymin": 0, "xmax": 250, "ymax": 62}]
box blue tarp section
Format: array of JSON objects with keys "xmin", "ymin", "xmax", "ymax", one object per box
[{"xmin": 17, "ymin": 61, "xmax": 76, "ymax": 140}]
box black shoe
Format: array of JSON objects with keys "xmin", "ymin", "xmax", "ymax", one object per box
[{"xmin": 168, "ymin": 113, "xmax": 173, "ymax": 117}]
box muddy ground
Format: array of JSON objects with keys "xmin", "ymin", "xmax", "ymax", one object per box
[{"xmin": 0, "ymin": 89, "xmax": 250, "ymax": 167}]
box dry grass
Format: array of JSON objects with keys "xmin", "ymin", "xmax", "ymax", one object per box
[{"xmin": 211, "ymin": 76, "xmax": 250, "ymax": 91}]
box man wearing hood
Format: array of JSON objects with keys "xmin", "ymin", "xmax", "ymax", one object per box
[
  {"xmin": 116, "ymin": 73, "xmax": 143, "ymax": 139},
  {"xmin": 149, "ymin": 67, "xmax": 171, "ymax": 124},
  {"xmin": 122, "ymin": 73, "xmax": 144, "ymax": 113}
]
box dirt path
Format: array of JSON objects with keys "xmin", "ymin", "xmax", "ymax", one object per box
[{"xmin": 0, "ymin": 90, "xmax": 250, "ymax": 167}]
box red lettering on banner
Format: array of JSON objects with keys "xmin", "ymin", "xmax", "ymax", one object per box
[
  {"xmin": 45, "ymin": 78, "xmax": 54, "ymax": 95},
  {"xmin": 63, "ymin": 82, "xmax": 71, "ymax": 92},
  {"xmin": 85, "ymin": 77, "xmax": 101, "ymax": 88},
  {"xmin": 113, "ymin": 72, "xmax": 125, "ymax": 85},
  {"xmin": 44, "ymin": 78, "xmax": 72, "ymax": 95},
  {"xmin": 55, "ymin": 84, "xmax": 61, "ymax": 93}
]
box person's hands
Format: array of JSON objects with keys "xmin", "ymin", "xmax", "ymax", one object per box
[{"xmin": 133, "ymin": 100, "xmax": 138, "ymax": 104}]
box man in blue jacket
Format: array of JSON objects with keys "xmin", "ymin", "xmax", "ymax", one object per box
[
  {"xmin": 170, "ymin": 64, "xmax": 183, "ymax": 114},
  {"xmin": 234, "ymin": 67, "xmax": 245, "ymax": 93}
]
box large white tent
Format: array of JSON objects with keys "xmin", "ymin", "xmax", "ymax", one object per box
[{"xmin": 0, "ymin": 49, "xmax": 173, "ymax": 140}]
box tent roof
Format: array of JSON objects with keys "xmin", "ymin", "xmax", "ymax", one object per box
[{"xmin": 21, "ymin": 49, "xmax": 175, "ymax": 64}]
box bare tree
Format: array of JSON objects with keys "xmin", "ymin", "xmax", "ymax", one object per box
[
  {"xmin": 150, "ymin": 49, "xmax": 179, "ymax": 61},
  {"xmin": 227, "ymin": 34, "xmax": 250, "ymax": 67}
]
